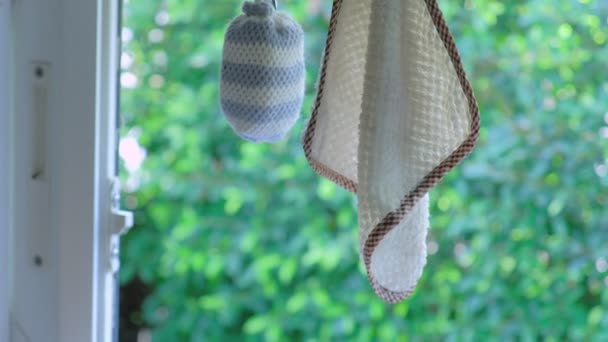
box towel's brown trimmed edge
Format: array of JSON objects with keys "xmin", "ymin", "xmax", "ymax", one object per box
[
  {"xmin": 302, "ymin": 0, "xmax": 480, "ymax": 303},
  {"xmin": 363, "ymin": 0, "xmax": 481, "ymax": 303},
  {"xmin": 302, "ymin": 0, "xmax": 357, "ymax": 194}
]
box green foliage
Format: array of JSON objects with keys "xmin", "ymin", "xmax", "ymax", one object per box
[{"xmin": 119, "ymin": 0, "xmax": 608, "ymax": 340}]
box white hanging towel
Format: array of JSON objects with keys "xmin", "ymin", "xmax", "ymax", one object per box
[{"xmin": 303, "ymin": 0, "xmax": 480, "ymax": 303}]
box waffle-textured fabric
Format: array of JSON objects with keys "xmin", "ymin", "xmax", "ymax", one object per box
[
  {"xmin": 220, "ymin": 0, "xmax": 305, "ymax": 143},
  {"xmin": 303, "ymin": 0, "xmax": 480, "ymax": 303}
]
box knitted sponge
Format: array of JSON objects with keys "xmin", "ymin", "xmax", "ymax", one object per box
[{"xmin": 220, "ymin": 0, "xmax": 305, "ymax": 143}]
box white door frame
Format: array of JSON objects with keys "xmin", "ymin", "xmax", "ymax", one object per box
[
  {"xmin": 1, "ymin": 0, "xmax": 12, "ymax": 341},
  {"xmin": 8, "ymin": 0, "xmax": 126, "ymax": 341}
]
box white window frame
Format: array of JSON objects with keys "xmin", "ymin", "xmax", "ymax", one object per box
[
  {"xmin": 1, "ymin": 1, "xmax": 12, "ymax": 341},
  {"xmin": 6, "ymin": 0, "xmax": 128, "ymax": 341}
]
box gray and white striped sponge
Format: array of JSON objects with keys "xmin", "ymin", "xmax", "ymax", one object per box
[{"xmin": 220, "ymin": 0, "xmax": 305, "ymax": 143}]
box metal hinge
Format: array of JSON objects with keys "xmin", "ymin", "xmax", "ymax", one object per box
[
  {"xmin": 109, "ymin": 177, "xmax": 133, "ymax": 273},
  {"xmin": 110, "ymin": 177, "xmax": 133, "ymax": 235}
]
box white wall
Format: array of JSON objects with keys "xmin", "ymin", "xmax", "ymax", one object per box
[{"xmin": 0, "ymin": 0, "xmax": 11, "ymax": 341}]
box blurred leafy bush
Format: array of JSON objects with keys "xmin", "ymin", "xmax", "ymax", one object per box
[{"xmin": 119, "ymin": 0, "xmax": 608, "ymax": 340}]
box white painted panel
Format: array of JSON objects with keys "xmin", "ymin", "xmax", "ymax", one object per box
[
  {"xmin": 57, "ymin": 0, "xmax": 121, "ymax": 340},
  {"xmin": 10, "ymin": 0, "xmax": 120, "ymax": 341},
  {"xmin": 55, "ymin": 0, "xmax": 99, "ymax": 340},
  {"xmin": 0, "ymin": 0, "xmax": 11, "ymax": 341},
  {"xmin": 11, "ymin": 0, "xmax": 61, "ymax": 338}
]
